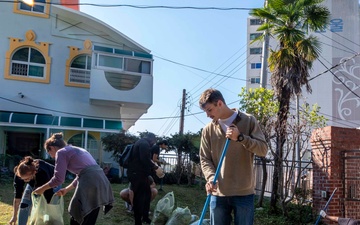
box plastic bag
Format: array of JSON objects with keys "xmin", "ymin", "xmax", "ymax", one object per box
[
  {"xmin": 165, "ymin": 207, "xmax": 192, "ymax": 225},
  {"xmin": 189, "ymin": 215, "xmax": 199, "ymax": 224},
  {"xmin": 29, "ymin": 193, "xmax": 64, "ymax": 225},
  {"xmin": 189, "ymin": 219, "xmax": 210, "ymax": 225},
  {"xmin": 151, "ymin": 191, "xmax": 175, "ymax": 225}
]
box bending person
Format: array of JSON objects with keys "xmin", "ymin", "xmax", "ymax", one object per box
[
  {"xmin": 9, "ymin": 156, "xmax": 58, "ymax": 225},
  {"xmin": 120, "ymin": 175, "xmax": 158, "ymax": 213},
  {"xmin": 33, "ymin": 132, "xmax": 114, "ymax": 225}
]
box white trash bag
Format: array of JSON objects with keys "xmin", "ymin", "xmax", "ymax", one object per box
[
  {"xmin": 165, "ymin": 207, "xmax": 192, "ymax": 225},
  {"xmin": 151, "ymin": 191, "xmax": 175, "ymax": 225},
  {"xmin": 29, "ymin": 194, "xmax": 64, "ymax": 225}
]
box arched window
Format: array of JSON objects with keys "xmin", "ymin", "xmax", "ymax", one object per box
[
  {"xmin": 68, "ymin": 133, "xmax": 97, "ymax": 148},
  {"xmin": 11, "ymin": 47, "xmax": 46, "ymax": 78},
  {"xmin": 69, "ymin": 55, "xmax": 91, "ymax": 84},
  {"xmin": 65, "ymin": 40, "xmax": 93, "ymax": 88},
  {"xmin": 5, "ymin": 30, "xmax": 51, "ymax": 83}
]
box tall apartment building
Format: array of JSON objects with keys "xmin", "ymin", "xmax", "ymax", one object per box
[{"xmin": 246, "ymin": 0, "xmax": 360, "ymax": 129}]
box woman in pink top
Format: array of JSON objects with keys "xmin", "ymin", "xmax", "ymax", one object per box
[{"xmin": 34, "ymin": 132, "xmax": 114, "ymax": 225}]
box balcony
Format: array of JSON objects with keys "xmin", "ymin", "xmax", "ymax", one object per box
[{"xmin": 89, "ymin": 68, "xmax": 153, "ymax": 109}]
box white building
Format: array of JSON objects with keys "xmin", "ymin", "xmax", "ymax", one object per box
[
  {"xmin": 0, "ymin": 0, "xmax": 153, "ymax": 166},
  {"xmin": 246, "ymin": 0, "xmax": 360, "ymax": 129}
]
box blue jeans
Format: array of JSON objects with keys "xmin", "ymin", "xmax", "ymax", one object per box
[
  {"xmin": 18, "ymin": 184, "xmax": 61, "ymax": 225},
  {"xmin": 210, "ymin": 194, "xmax": 254, "ymax": 225},
  {"xmin": 18, "ymin": 184, "xmax": 32, "ymax": 225}
]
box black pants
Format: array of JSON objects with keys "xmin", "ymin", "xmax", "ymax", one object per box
[
  {"xmin": 70, "ymin": 207, "xmax": 100, "ymax": 225},
  {"xmin": 129, "ymin": 172, "xmax": 151, "ymax": 225}
]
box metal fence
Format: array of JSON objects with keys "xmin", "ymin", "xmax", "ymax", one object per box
[
  {"xmin": 160, "ymin": 152, "xmax": 190, "ymax": 173},
  {"xmin": 254, "ymin": 157, "xmax": 313, "ymax": 197},
  {"xmin": 158, "ymin": 153, "xmax": 314, "ymax": 199}
]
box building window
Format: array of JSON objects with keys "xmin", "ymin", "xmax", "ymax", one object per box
[
  {"xmin": 69, "ymin": 55, "xmax": 91, "ymax": 84},
  {"xmin": 94, "ymin": 53, "xmax": 152, "ymax": 75},
  {"xmin": 5, "ymin": 30, "xmax": 51, "ymax": 83},
  {"xmin": 250, "ymin": 63, "xmax": 262, "ymax": 69},
  {"xmin": 93, "ymin": 45, "xmax": 153, "ymax": 75},
  {"xmin": 250, "ymin": 33, "xmax": 262, "ymax": 40},
  {"xmin": 250, "ymin": 77, "xmax": 261, "ymax": 84},
  {"xmin": 65, "ymin": 40, "xmax": 93, "ymax": 88},
  {"xmin": 13, "ymin": 0, "xmax": 50, "ymax": 18},
  {"xmin": 124, "ymin": 58, "xmax": 151, "ymax": 74},
  {"xmin": 20, "ymin": 0, "xmax": 45, "ymax": 13},
  {"xmin": 250, "ymin": 19, "xmax": 263, "ymax": 26},
  {"xmin": 250, "ymin": 47, "xmax": 262, "ymax": 55},
  {"xmin": 11, "ymin": 47, "xmax": 46, "ymax": 78}
]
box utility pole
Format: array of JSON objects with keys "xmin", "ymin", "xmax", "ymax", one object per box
[
  {"xmin": 179, "ymin": 89, "xmax": 186, "ymax": 135},
  {"xmin": 260, "ymin": 0, "xmax": 269, "ymax": 88}
]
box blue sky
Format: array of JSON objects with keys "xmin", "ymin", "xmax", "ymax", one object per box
[{"xmin": 80, "ymin": 0, "xmax": 265, "ymax": 136}]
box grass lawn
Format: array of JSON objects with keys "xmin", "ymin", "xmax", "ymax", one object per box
[
  {"xmin": 0, "ymin": 176, "xmax": 313, "ymax": 225},
  {"xmin": 0, "ymin": 178, "xmax": 208, "ymax": 225}
]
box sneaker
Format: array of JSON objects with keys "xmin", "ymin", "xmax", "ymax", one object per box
[
  {"xmin": 125, "ymin": 202, "xmax": 133, "ymax": 211},
  {"xmin": 125, "ymin": 202, "xmax": 130, "ymax": 210},
  {"xmin": 126, "ymin": 208, "xmax": 134, "ymax": 214}
]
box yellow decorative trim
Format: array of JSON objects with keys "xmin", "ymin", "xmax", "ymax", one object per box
[
  {"xmin": 13, "ymin": 0, "xmax": 50, "ymax": 19},
  {"xmin": 4, "ymin": 30, "xmax": 52, "ymax": 84},
  {"xmin": 66, "ymin": 130, "xmax": 100, "ymax": 141},
  {"xmin": 65, "ymin": 40, "xmax": 92, "ymax": 88}
]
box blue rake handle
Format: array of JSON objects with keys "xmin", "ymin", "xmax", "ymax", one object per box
[
  {"xmin": 198, "ymin": 139, "xmax": 231, "ymax": 225},
  {"xmin": 314, "ymin": 187, "xmax": 338, "ymax": 225}
]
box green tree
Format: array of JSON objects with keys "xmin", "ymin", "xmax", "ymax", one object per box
[
  {"xmin": 239, "ymin": 87, "xmax": 278, "ymax": 207},
  {"xmin": 170, "ymin": 132, "xmax": 199, "ymax": 185},
  {"xmin": 250, "ymin": 0, "xmax": 330, "ymax": 211},
  {"xmin": 239, "ymin": 87, "xmax": 327, "ymax": 217},
  {"xmin": 101, "ymin": 132, "xmax": 139, "ymax": 162}
]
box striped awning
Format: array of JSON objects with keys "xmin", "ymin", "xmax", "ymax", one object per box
[{"xmin": 0, "ymin": 111, "xmax": 122, "ymax": 132}]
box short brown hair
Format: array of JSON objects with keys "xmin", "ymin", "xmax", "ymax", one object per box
[{"xmin": 199, "ymin": 88, "xmax": 226, "ymax": 109}]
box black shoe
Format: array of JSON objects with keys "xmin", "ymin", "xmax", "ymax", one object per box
[
  {"xmin": 142, "ymin": 218, "xmax": 151, "ymax": 224},
  {"xmin": 158, "ymin": 188, "xmax": 164, "ymax": 192}
]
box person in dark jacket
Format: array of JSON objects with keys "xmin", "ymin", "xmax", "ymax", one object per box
[
  {"xmin": 150, "ymin": 140, "xmax": 168, "ymax": 191},
  {"xmin": 8, "ymin": 156, "xmax": 59, "ymax": 225},
  {"xmin": 127, "ymin": 132, "xmax": 164, "ymax": 225}
]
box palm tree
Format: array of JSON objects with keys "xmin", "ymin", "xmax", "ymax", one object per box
[{"xmin": 250, "ymin": 0, "xmax": 330, "ymax": 212}]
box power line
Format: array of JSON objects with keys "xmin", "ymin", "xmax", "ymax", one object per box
[
  {"xmin": 318, "ymin": 58, "xmax": 360, "ymax": 99},
  {"xmin": 319, "ymin": 32, "xmax": 358, "ymax": 55},
  {"xmin": 318, "ymin": 54, "xmax": 360, "ymax": 89},
  {"xmin": 318, "ymin": 41, "xmax": 355, "ymax": 55},
  {"xmin": 309, "ymin": 52, "xmax": 360, "ymax": 81},
  {"xmin": 3, "ymin": 1, "xmax": 254, "ymax": 10},
  {"xmin": 188, "ymin": 44, "xmax": 248, "ymax": 94},
  {"xmin": 155, "ymin": 56, "xmax": 248, "ymax": 81}
]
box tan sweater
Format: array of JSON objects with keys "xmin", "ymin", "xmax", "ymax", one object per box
[{"xmin": 200, "ymin": 110, "xmax": 268, "ymax": 196}]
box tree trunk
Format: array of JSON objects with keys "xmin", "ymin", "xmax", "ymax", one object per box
[
  {"xmin": 270, "ymin": 89, "xmax": 291, "ymax": 212},
  {"xmin": 257, "ymin": 157, "xmax": 267, "ymax": 208},
  {"xmin": 176, "ymin": 150, "xmax": 183, "ymax": 185}
]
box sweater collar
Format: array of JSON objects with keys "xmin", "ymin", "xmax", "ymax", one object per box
[{"xmin": 212, "ymin": 108, "xmax": 242, "ymax": 125}]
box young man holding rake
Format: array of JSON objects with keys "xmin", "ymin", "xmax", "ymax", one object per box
[{"xmin": 199, "ymin": 88, "xmax": 268, "ymax": 225}]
